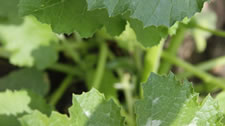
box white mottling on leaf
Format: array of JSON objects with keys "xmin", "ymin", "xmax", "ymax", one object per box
[
  {"xmin": 146, "ymin": 118, "xmax": 161, "ymax": 126},
  {"xmin": 153, "ymin": 97, "xmax": 160, "ymax": 104}
]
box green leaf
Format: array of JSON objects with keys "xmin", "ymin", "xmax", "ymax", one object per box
[
  {"xmin": 130, "ymin": 0, "xmax": 207, "ymax": 27},
  {"xmin": 0, "ymin": 89, "xmax": 52, "ymax": 126},
  {"xmin": 0, "ymin": 115, "xmax": 21, "ymax": 126},
  {"xmin": 0, "ymin": 90, "xmax": 31, "ymax": 116},
  {"xmin": 32, "ymin": 45, "xmax": 58, "ymax": 70},
  {"xmin": 0, "ymin": 16, "xmax": 58, "ymax": 67},
  {"xmin": 0, "ymin": 68, "xmax": 49, "ymax": 96},
  {"xmin": 0, "ymin": 0, "xmax": 22, "ymax": 24},
  {"xmin": 216, "ymin": 91, "xmax": 225, "ymax": 113},
  {"xmin": 135, "ymin": 73, "xmax": 223, "ymax": 126},
  {"xmin": 19, "ymin": 89, "xmax": 123, "ymax": 126},
  {"xmin": 70, "ymin": 88, "xmax": 124, "ymax": 126},
  {"xmin": 128, "ymin": 19, "xmax": 168, "ymax": 47},
  {"xmin": 27, "ymin": 91, "xmax": 53, "ymax": 116},
  {"xmin": 18, "ymin": 0, "xmax": 207, "ymax": 47},
  {"xmin": 86, "ymin": 0, "xmax": 207, "ymax": 27},
  {"xmin": 19, "ymin": 110, "xmax": 49, "ymax": 126},
  {"xmin": 18, "ymin": 0, "xmax": 126, "ymax": 37}
]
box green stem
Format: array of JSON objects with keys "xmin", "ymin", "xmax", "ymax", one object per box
[
  {"xmin": 161, "ymin": 51, "xmax": 225, "ymax": 90},
  {"xmin": 48, "ymin": 63, "xmax": 82, "ymax": 76},
  {"xmin": 122, "ymin": 74, "xmax": 135, "ymax": 126},
  {"xmin": 61, "ymin": 41, "xmax": 82, "ymax": 65},
  {"xmin": 49, "ymin": 75, "xmax": 74, "ymax": 106},
  {"xmin": 134, "ymin": 47, "xmax": 142, "ymax": 74},
  {"xmin": 159, "ymin": 24, "xmax": 187, "ymax": 74},
  {"xmin": 142, "ymin": 40, "xmax": 164, "ymax": 82},
  {"xmin": 195, "ymin": 25, "xmax": 225, "ymax": 38},
  {"xmin": 178, "ymin": 55, "xmax": 225, "ymax": 78},
  {"xmin": 93, "ymin": 42, "xmax": 108, "ymax": 89}
]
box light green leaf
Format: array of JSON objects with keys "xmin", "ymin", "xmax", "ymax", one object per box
[
  {"xmin": 0, "ymin": 90, "xmax": 31, "ymax": 116},
  {"xmin": 0, "ymin": 68, "xmax": 49, "ymax": 96},
  {"xmin": 135, "ymin": 73, "xmax": 223, "ymax": 126},
  {"xmin": 19, "ymin": 110, "xmax": 49, "ymax": 126},
  {"xmin": 216, "ymin": 91, "xmax": 225, "ymax": 113},
  {"xmin": 0, "ymin": 90, "xmax": 52, "ymax": 126},
  {"xmin": 0, "ymin": 16, "xmax": 58, "ymax": 67},
  {"xmin": 0, "ymin": 0, "xmax": 22, "ymax": 24},
  {"xmin": 20, "ymin": 89, "xmax": 123, "ymax": 126}
]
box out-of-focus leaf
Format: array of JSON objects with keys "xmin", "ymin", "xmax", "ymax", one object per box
[
  {"xmin": 192, "ymin": 8, "xmax": 217, "ymax": 52},
  {"xmin": 27, "ymin": 91, "xmax": 53, "ymax": 116},
  {"xmin": 0, "ymin": 68, "xmax": 49, "ymax": 96},
  {"xmin": 0, "ymin": 0, "xmax": 22, "ymax": 24},
  {"xmin": 87, "ymin": 69, "xmax": 118, "ymax": 98},
  {"xmin": 0, "ymin": 115, "xmax": 21, "ymax": 126},
  {"xmin": 0, "ymin": 16, "xmax": 58, "ymax": 67},
  {"xmin": 0, "ymin": 90, "xmax": 31, "ymax": 116},
  {"xmin": 32, "ymin": 45, "xmax": 58, "ymax": 70},
  {"xmin": 0, "ymin": 89, "xmax": 52, "ymax": 125}
]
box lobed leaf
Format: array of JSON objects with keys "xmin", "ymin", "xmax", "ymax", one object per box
[
  {"xmin": 19, "ymin": 89, "xmax": 123, "ymax": 126},
  {"xmin": 0, "ymin": 90, "xmax": 31, "ymax": 116},
  {"xmin": 18, "ymin": 0, "xmax": 207, "ymax": 47},
  {"xmin": 135, "ymin": 73, "xmax": 223, "ymax": 126}
]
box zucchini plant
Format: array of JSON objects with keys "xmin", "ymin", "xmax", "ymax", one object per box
[{"xmin": 0, "ymin": 0, "xmax": 225, "ymax": 126}]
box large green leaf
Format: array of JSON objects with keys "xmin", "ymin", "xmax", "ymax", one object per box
[
  {"xmin": 0, "ymin": 0, "xmax": 22, "ymax": 24},
  {"xmin": 86, "ymin": 0, "xmax": 207, "ymax": 27},
  {"xmin": 18, "ymin": 0, "xmax": 207, "ymax": 47},
  {"xmin": 0, "ymin": 68, "xmax": 49, "ymax": 96},
  {"xmin": 0, "ymin": 16, "xmax": 58, "ymax": 67},
  {"xmin": 19, "ymin": 89, "xmax": 123, "ymax": 126},
  {"xmin": 18, "ymin": 0, "xmax": 126, "ymax": 37},
  {"xmin": 135, "ymin": 73, "xmax": 223, "ymax": 126}
]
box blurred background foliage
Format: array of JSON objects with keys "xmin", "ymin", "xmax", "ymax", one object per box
[{"xmin": 1, "ymin": 0, "xmax": 225, "ymax": 125}]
